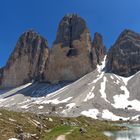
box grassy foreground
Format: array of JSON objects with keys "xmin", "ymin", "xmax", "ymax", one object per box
[{"xmin": 0, "ymin": 109, "xmax": 124, "ymax": 140}]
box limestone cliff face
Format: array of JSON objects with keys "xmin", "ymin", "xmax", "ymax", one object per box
[
  {"xmin": 106, "ymin": 29, "xmax": 140, "ymax": 77},
  {"xmin": 92, "ymin": 32, "xmax": 106, "ymax": 64},
  {"xmin": 1, "ymin": 30, "xmax": 49, "ymax": 87},
  {"xmin": 45, "ymin": 14, "xmax": 97, "ymax": 83}
]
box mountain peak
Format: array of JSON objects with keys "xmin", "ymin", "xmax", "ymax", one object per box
[
  {"xmin": 121, "ymin": 29, "xmax": 135, "ymax": 34},
  {"xmin": 45, "ymin": 15, "xmax": 97, "ymax": 84},
  {"xmin": 1, "ymin": 30, "xmax": 49, "ymax": 87},
  {"xmin": 54, "ymin": 14, "xmax": 87, "ymax": 46},
  {"xmin": 64, "ymin": 13, "xmax": 79, "ymax": 18},
  {"xmin": 18, "ymin": 29, "xmax": 48, "ymax": 48},
  {"xmin": 106, "ymin": 29, "xmax": 140, "ymax": 77},
  {"xmin": 115, "ymin": 29, "xmax": 140, "ymax": 46}
]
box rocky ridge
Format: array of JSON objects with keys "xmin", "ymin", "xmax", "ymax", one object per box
[{"xmin": 0, "ymin": 14, "xmax": 106, "ymax": 87}]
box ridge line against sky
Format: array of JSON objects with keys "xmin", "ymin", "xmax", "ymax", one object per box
[{"xmin": 0, "ymin": 0, "xmax": 140, "ymax": 67}]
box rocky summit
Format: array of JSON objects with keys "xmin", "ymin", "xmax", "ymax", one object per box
[
  {"xmin": 1, "ymin": 30, "xmax": 49, "ymax": 87},
  {"xmin": 45, "ymin": 14, "xmax": 98, "ymax": 84},
  {"xmin": 106, "ymin": 29, "xmax": 140, "ymax": 77}
]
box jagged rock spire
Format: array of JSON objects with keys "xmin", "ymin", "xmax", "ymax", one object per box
[{"xmin": 92, "ymin": 32, "xmax": 106, "ymax": 64}]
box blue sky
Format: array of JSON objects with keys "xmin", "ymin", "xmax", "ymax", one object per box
[{"xmin": 0, "ymin": 0, "xmax": 140, "ymax": 67}]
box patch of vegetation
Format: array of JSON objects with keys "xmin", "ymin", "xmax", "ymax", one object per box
[
  {"xmin": 66, "ymin": 117, "xmax": 121, "ymax": 140},
  {"xmin": 42, "ymin": 125, "xmax": 75, "ymax": 140}
]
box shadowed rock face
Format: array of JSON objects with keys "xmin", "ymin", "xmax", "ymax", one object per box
[
  {"xmin": 0, "ymin": 68, "xmax": 3, "ymax": 86},
  {"xmin": 106, "ymin": 29, "xmax": 140, "ymax": 77},
  {"xmin": 92, "ymin": 32, "xmax": 106, "ymax": 64},
  {"xmin": 45, "ymin": 14, "xmax": 97, "ymax": 83},
  {"xmin": 1, "ymin": 30, "xmax": 49, "ymax": 87}
]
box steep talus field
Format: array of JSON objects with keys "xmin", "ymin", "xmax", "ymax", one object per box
[{"xmin": 0, "ymin": 56, "xmax": 140, "ymax": 122}]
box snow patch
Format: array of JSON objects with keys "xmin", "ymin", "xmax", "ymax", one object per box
[
  {"xmin": 110, "ymin": 76, "xmax": 114, "ymax": 80},
  {"xmin": 88, "ymin": 56, "xmax": 106, "ymax": 85},
  {"xmin": 0, "ymin": 98, "xmax": 7, "ymax": 104},
  {"xmin": 61, "ymin": 103, "xmax": 76, "ymax": 115},
  {"xmin": 66, "ymin": 103, "xmax": 76, "ymax": 109},
  {"xmin": 112, "ymin": 85, "xmax": 140, "ymax": 111},
  {"xmin": 20, "ymin": 104, "xmax": 30, "ymax": 109},
  {"xmin": 100, "ymin": 76, "xmax": 109, "ymax": 103},
  {"xmin": 102, "ymin": 109, "xmax": 129, "ymax": 121},
  {"xmin": 113, "ymin": 97, "xmax": 140, "ymax": 111},
  {"xmin": 120, "ymin": 86, "xmax": 129, "ymax": 96},
  {"xmin": 114, "ymin": 74, "xmax": 135, "ymax": 86},
  {"xmin": 104, "ymin": 131, "xmax": 114, "ymax": 137},
  {"xmin": 131, "ymin": 115, "xmax": 140, "ymax": 121},
  {"xmin": 88, "ymin": 73, "xmax": 104, "ymax": 85},
  {"xmin": 35, "ymin": 97, "xmax": 73, "ymax": 105},
  {"xmin": 38, "ymin": 106, "xmax": 44, "ymax": 109},
  {"xmin": 114, "ymin": 80, "xmax": 120, "ymax": 85},
  {"xmin": 97, "ymin": 55, "xmax": 106, "ymax": 73},
  {"xmin": 81, "ymin": 109, "xmax": 99, "ymax": 119},
  {"xmin": 84, "ymin": 86, "xmax": 95, "ymax": 102}
]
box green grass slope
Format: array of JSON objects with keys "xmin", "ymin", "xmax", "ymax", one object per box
[{"xmin": 0, "ymin": 109, "xmax": 124, "ymax": 140}]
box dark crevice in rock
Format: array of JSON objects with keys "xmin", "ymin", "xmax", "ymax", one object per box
[
  {"xmin": 92, "ymin": 32, "xmax": 106, "ymax": 64},
  {"xmin": 66, "ymin": 48, "xmax": 78, "ymax": 57},
  {"xmin": 0, "ymin": 68, "xmax": 4, "ymax": 85},
  {"xmin": 54, "ymin": 14, "xmax": 86, "ymax": 47},
  {"xmin": 66, "ymin": 17, "xmax": 78, "ymax": 57},
  {"xmin": 69, "ymin": 17, "xmax": 73, "ymax": 48},
  {"xmin": 89, "ymin": 51, "xmax": 94, "ymax": 67}
]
